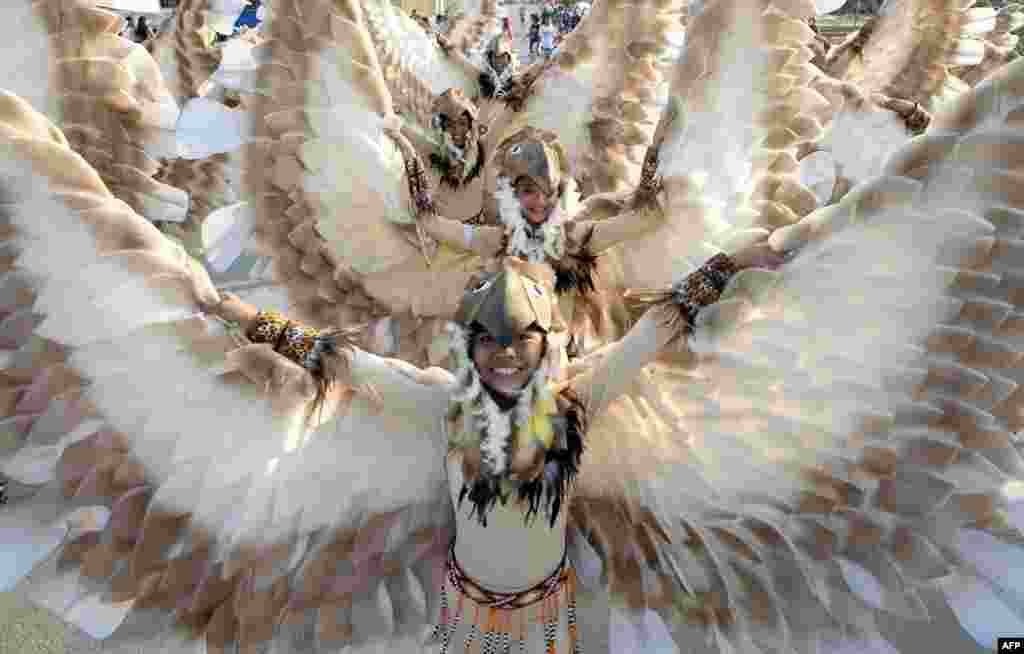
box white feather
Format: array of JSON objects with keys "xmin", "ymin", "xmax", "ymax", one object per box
[
  {"xmin": 303, "ymin": 51, "xmax": 414, "ymax": 276},
  {"xmin": 518, "ymin": 67, "xmax": 596, "ymax": 176},
  {"xmin": 362, "ymin": 0, "xmax": 478, "ymax": 97},
  {"xmin": 799, "ymin": 150, "xmax": 838, "ymax": 207},
  {"xmin": 0, "ymin": 3, "xmax": 52, "ymax": 120},
  {"xmin": 176, "ymin": 97, "xmax": 253, "ymax": 160},
  {"xmin": 820, "ymin": 108, "xmax": 910, "ymax": 185}
]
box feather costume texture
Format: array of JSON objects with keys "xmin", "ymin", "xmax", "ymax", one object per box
[
  {"xmin": 10, "ymin": 0, "xmax": 189, "ymax": 227},
  {"xmin": 3, "ymin": 0, "xmax": 1024, "ymax": 653}
]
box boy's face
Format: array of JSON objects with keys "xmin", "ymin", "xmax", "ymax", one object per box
[{"xmin": 472, "ymin": 326, "xmax": 546, "ymax": 398}]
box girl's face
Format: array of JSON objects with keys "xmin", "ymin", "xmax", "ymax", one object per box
[
  {"xmin": 471, "ymin": 326, "xmax": 545, "ymax": 398},
  {"xmin": 447, "ymin": 112, "xmax": 473, "ymax": 150},
  {"xmin": 514, "ymin": 178, "xmax": 553, "ymax": 225}
]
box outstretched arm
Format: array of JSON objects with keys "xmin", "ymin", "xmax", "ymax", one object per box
[
  {"xmin": 569, "ymin": 136, "xmax": 670, "ymax": 255},
  {"xmin": 385, "ymin": 124, "xmax": 504, "ymax": 257},
  {"xmin": 419, "ymin": 211, "xmax": 505, "ymax": 257},
  {"xmin": 213, "ymin": 294, "xmax": 453, "ymax": 423},
  {"xmin": 566, "ymin": 241, "xmax": 786, "ymax": 418}
]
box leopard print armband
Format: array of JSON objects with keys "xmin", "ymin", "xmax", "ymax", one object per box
[{"xmin": 671, "ymin": 253, "xmax": 738, "ymax": 330}]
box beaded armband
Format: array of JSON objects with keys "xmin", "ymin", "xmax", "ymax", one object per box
[
  {"xmin": 247, "ymin": 310, "xmax": 331, "ymax": 374},
  {"xmin": 671, "ymin": 253, "xmax": 738, "ymax": 331},
  {"xmin": 633, "ymin": 140, "xmax": 663, "ymax": 209},
  {"xmin": 404, "ymin": 154, "xmax": 436, "ymax": 218}
]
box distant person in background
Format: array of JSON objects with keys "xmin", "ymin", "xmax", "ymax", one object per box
[
  {"xmin": 134, "ymin": 16, "xmax": 152, "ymax": 43},
  {"xmin": 528, "ymin": 14, "xmax": 540, "ymax": 57},
  {"xmin": 520, "ymin": 6, "xmax": 526, "ymax": 24},
  {"xmin": 539, "ymin": 15, "xmax": 555, "ymax": 59},
  {"xmin": 120, "ymin": 15, "xmax": 136, "ymax": 40},
  {"xmin": 541, "ymin": 2, "xmax": 554, "ymax": 24},
  {"xmin": 502, "ymin": 16, "xmax": 513, "ymax": 40}
]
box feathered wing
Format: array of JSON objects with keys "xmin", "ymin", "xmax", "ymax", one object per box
[
  {"xmin": 443, "ymin": 11, "xmax": 502, "ymax": 60},
  {"xmin": 953, "ymin": 5, "xmax": 1024, "ymax": 88},
  {"xmin": 805, "ymin": 0, "xmax": 1003, "ymax": 206},
  {"xmin": 362, "ymin": 0, "xmax": 486, "ymax": 136},
  {"xmin": 489, "ymin": 0, "xmax": 685, "ymax": 196},
  {"xmin": 563, "ymin": 57, "xmax": 1024, "ymax": 652},
  {"xmin": 147, "ymin": 0, "xmax": 254, "ymax": 270},
  {"xmin": 0, "ymin": 89, "xmax": 456, "ymax": 651},
  {"xmin": 244, "ymin": 0, "xmax": 487, "ymax": 365},
  {"xmin": 147, "ymin": 0, "xmax": 223, "ymax": 105},
  {"xmin": 618, "ymin": 0, "xmax": 828, "ymax": 294},
  {"xmin": 825, "ymin": 0, "xmax": 996, "ymax": 111},
  {"xmin": 21, "ymin": 0, "xmax": 190, "ymax": 226}
]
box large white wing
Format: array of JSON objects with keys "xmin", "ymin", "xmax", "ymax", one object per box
[
  {"xmin": 244, "ymin": 0, "xmax": 425, "ymax": 328},
  {"xmin": 618, "ymin": 0, "xmax": 826, "ymax": 292},
  {"xmin": 824, "ymin": 0, "xmax": 997, "ymax": 111},
  {"xmin": 363, "ymin": 0, "xmax": 485, "ymax": 132},
  {"xmin": 487, "ymin": 0, "xmax": 686, "ymax": 196},
  {"xmin": 0, "ymin": 86, "xmax": 454, "ymax": 651},
  {"xmin": 563, "ymin": 54, "xmax": 1024, "ymax": 653}
]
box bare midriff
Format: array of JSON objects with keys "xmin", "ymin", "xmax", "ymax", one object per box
[{"xmin": 446, "ymin": 451, "xmax": 567, "ymax": 593}]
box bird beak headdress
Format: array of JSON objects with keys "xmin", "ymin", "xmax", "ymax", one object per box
[
  {"xmin": 454, "ymin": 257, "xmax": 564, "ymax": 347},
  {"xmin": 493, "ymin": 127, "xmax": 569, "ymax": 201},
  {"xmin": 448, "ymin": 259, "xmax": 579, "ymax": 529},
  {"xmin": 431, "ymin": 88, "xmax": 479, "ymax": 132}
]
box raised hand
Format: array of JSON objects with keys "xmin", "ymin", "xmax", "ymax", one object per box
[{"xmin": 384, "ymin": 123, "xmax": 439, "ymax": 264}]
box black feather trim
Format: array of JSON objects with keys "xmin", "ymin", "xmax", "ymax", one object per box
[
  {"xmin": 479, "ymin": 73, "xmax": 497, "ymax": 100},
  {"xmin": 457, "ymin": 391, "xmax": 587, "ymax": 529},
  {"xmin": 553, "ymin": 226, "xmax": 598, "ymax": 296},
  {"xmin": 553, "ymin": 252, "xmax": 598, "ymax": 296},
  {"xmin": 458, "ymin": 476, "xmax": 509, "ymax": 528}
]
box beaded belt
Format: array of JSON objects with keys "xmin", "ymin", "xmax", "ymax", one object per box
[
  {"xmin": 446, "ymin": 541, "xmax": 569, "ymax": 610},
  {"xmin": 428, "ymin": 541, "xmax": 582, "ymax": 654}
]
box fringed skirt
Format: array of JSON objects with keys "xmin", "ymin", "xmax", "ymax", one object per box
[{"xmin": 423, "ymin": 542, "xmax": 582, "ymax": 654}]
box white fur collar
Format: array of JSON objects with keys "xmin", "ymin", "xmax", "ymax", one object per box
[
  {"xmin": 446, "ymin": 322, "xmax": 552, "ymax": 477},
  {"xmin": 494, "ymin": 176, "xmax": 567, "ymax": 263}
]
